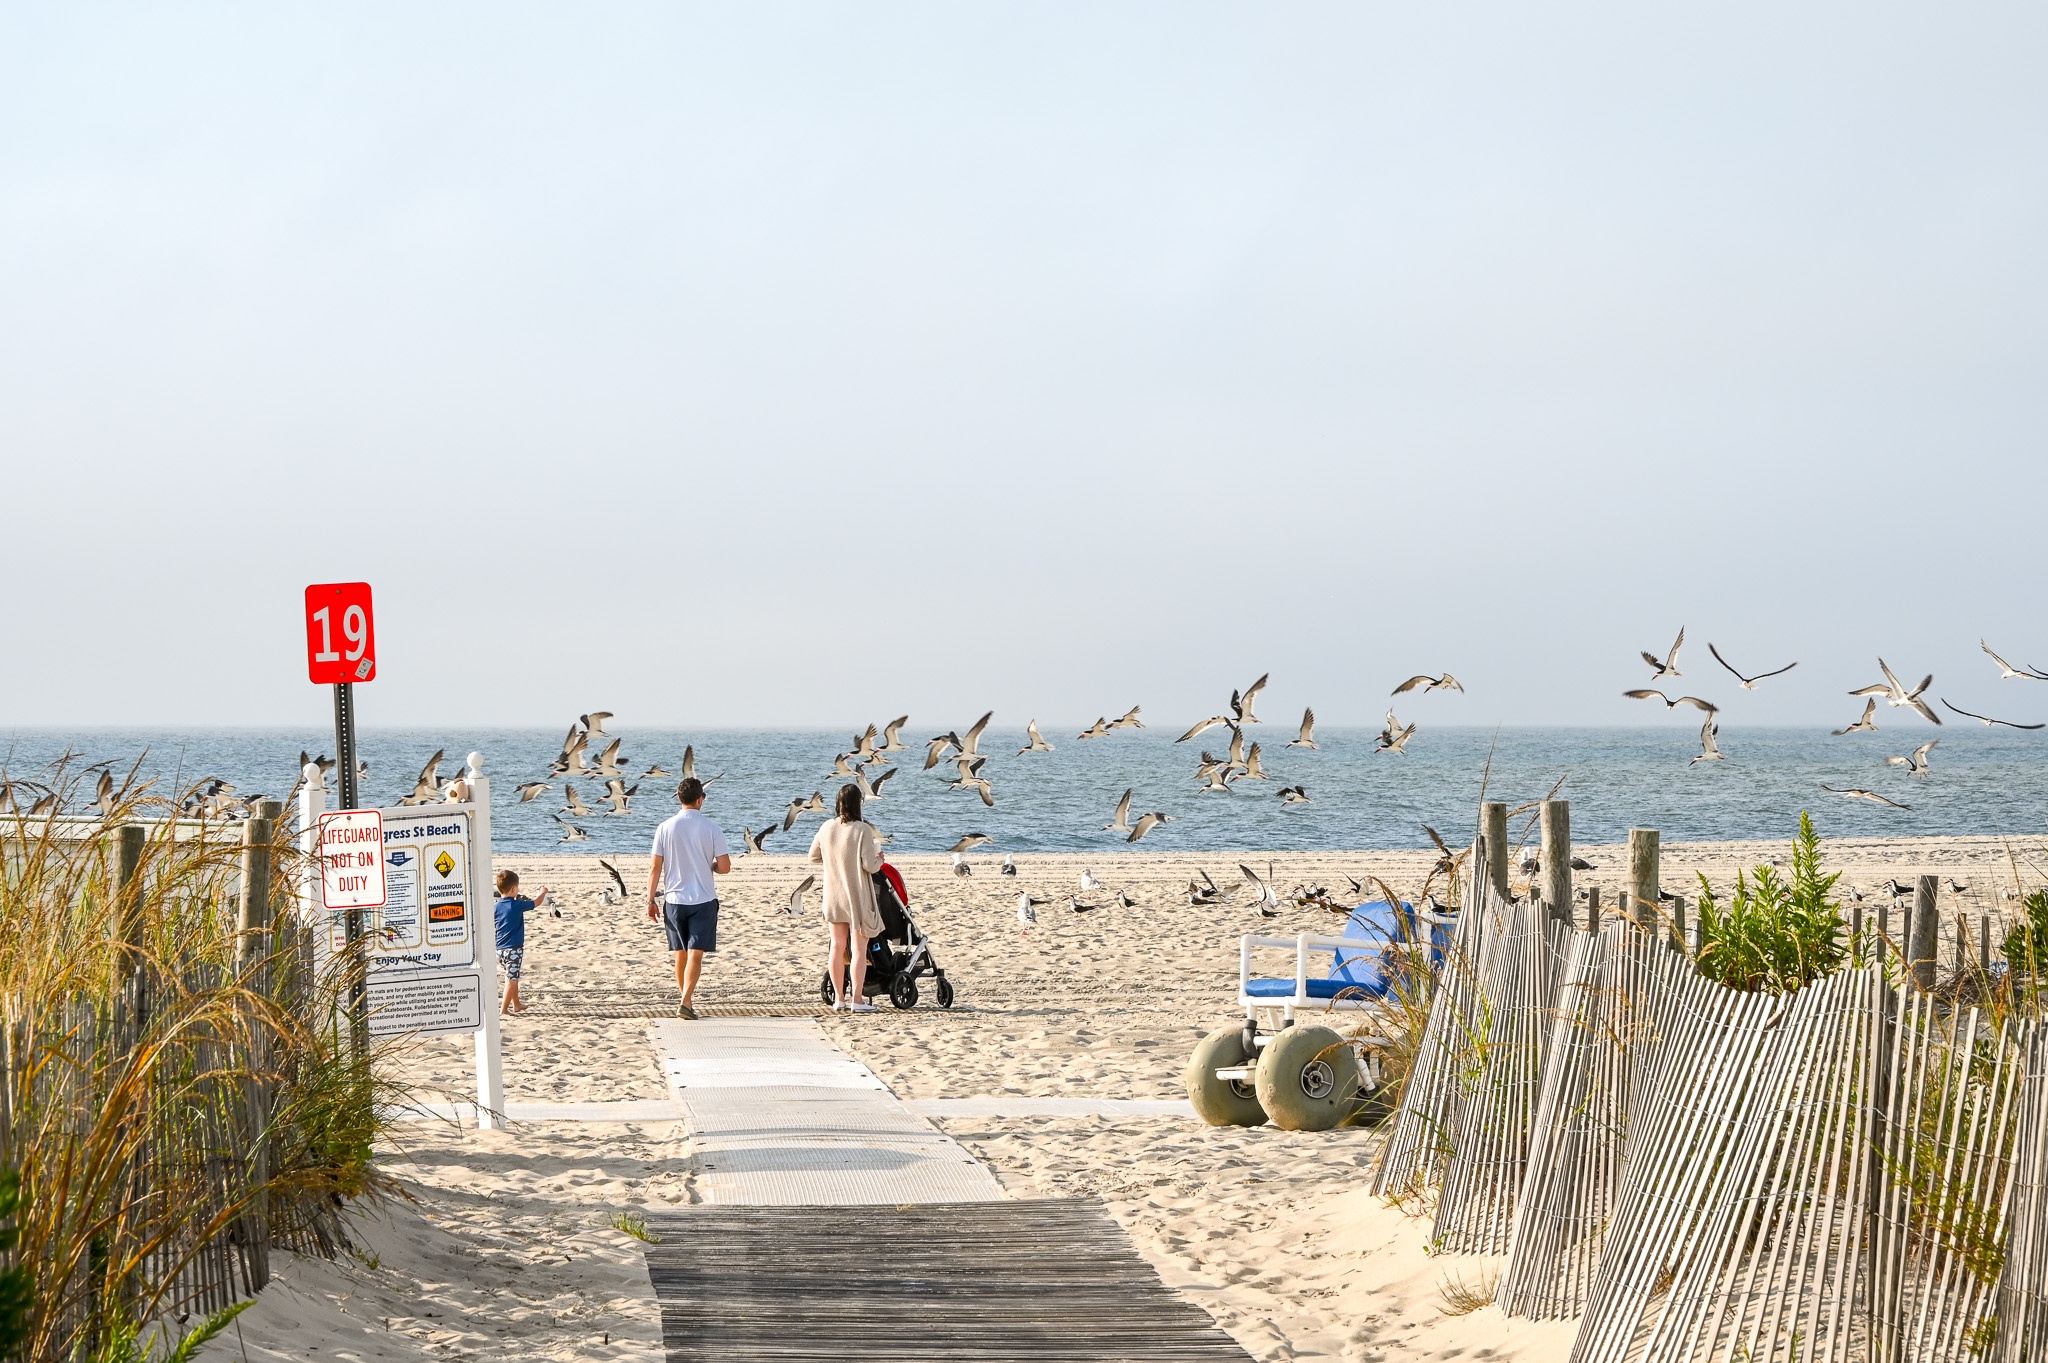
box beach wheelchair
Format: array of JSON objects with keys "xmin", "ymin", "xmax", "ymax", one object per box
[{"xmin": 1184, "ymin": 899, "xmax": 1455, "ymax": 1131}]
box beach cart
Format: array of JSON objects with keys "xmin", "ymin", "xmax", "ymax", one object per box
[{"xmin": 1184, "ymin": 899, "xmax": 1455, "ymax": 1131}]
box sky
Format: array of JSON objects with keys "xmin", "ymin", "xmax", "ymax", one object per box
[{"xmin": 3, "ymin": 3, "xmax": 2046, "ymax": 732}]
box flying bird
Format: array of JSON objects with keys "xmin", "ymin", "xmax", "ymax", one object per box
[
  {"xmin": 1239, "ymin": 863, "xmax": 1280, "ymax": 912},
  {"xmin": 1821, "ymin": 785, "xmax": 1911, "ymax": 810},
  {"xmin": 949, "ymin": 833, "xmax": 993, "ymax": 854},
  {"xmin": 1833, "ymin": 700, "xmax": 1879, "ymax": 735},
  {"xmin": 1102, "ymin": 788, "xmax": 1135, "ymax": 834},
  {"xmin": 1019, "ymin": 720, "xmax": 1056, "ymax": 753},
  {"xmin": 553, "ymin": 815, "xmax": 589, "ymax": 842},
  {"xmin": 781, "ymin": 798, "xmax": 806, "ymax": 832},
  {"xmin": 679, "ymin": 746, "xmax": 723, "ymax": 786},
  {"xmin": 560, "ymin": 786, "xmax": 594, "ymax": 818},
  {"xmin": 853, "ymin": 766, "xmax": 897, "ymax": 801},
  {"xmin": 1278, "ymin": 785, "xmax": 1312, "ymax": 805},
  {"xmin": 1941, "ymin": 700, "xmax": 2045, "ymax": 730},
  {"xmin": 1240, "ymin": 743, "xmax": 1268, "ymax": 780},
  {"xmin": 878, "ymin": 716, "xmax": 911, "ymax": 754},
  {"xmin": 1176, "ymin": 715, "xmax": 1232, "ymax": 744},
  {"xmin": 1197, "ymin": 765, "xmax": 1239, "ymax": 793},
  {"xmin": 590, "ymin": 738, "xmax": 629, "ymax": 779},
  {"xmin": 1230, "ymin": 674, "xmax": 1269, "ymax": 724},
  {"xmin": 1109, "ymin": 706, "xmax": 1144, "ymax": 729},
  {"xmin": 580, "ymin": 712, "xmax": 613, "ymax": 739},
  {"xmin": 599, "ymin": 779, "xmax": 636, "ymax": 816},
  {"xmin": 922, "ymin": 735, "xmax": 961, "ymax": 770},
  {"xmin": 739, "ymin": 826, "xmax": 772, "ymax": 855},
  {"xmin": 782, "ymin": 874, "xmax": 816, "ymax": 915},
  {"xmin": 1286, "ymin": 708, "xmax": 1317, "ymax": 748},
  {"xmin": 1690, "ymin": 717, "xmax": 1725, "ymax": 766},
  {"xmin": 599, "ymin": 859, "xmax": 629, "ymax": 900},
  {"xmin": 1391, "ymin": 674, "xmax": 1463, "ymax": 696},
  {"xmin": 1076, "ymin": 717, "xmax": 1111, "ymax": 739},
  {"xmin": 1126, "ymin": 812, "xmax": 1174, "ymax": 843},
  {"xmin": 1886, "ymin": 739, "xmax": 1940, "ymax": 775},
  {"xmin": 1375, "ymin": 712, "xmax": 1416, "ymax": 755},
  {"xmin": 399, "ymin": 750, "xmax": 446, "ymax": 806},
  {"xmin": 1641, "ymin": 628, "xmax": 1686, "ymax": 680},
  {"xmin": 640, "ymin": 764, "xmax": 671, "ymax": 779},
  {"xmin": 1708, "ymin": 644, "xmax": 1797, "ymax": 690},
  {"xmin": 956, "ymin": 711, "xmax": 995, "ymax": 758},
  {"xmin": 1624, "ymin": 690, "xmax": 1718, "ymax": 712},
  {"xmin": 1849, "ymin": 659, "xmax": 1941, "ymax": 725},
  {"xmin": 550, "ymin": 725, "xmax": 589, "ymax": 776},
  {"xmin": 1981, "ymin": 641, "xmax": 2048, "ymax": 681}
]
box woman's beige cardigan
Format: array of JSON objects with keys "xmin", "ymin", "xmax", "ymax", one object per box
[{"xmin": 808, "ymin": 818, "xmax": 884, "ymax": 937}]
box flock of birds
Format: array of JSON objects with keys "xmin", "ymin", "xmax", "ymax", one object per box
[{"xmin": 1622, "ymin": 632, "xmax": 2045, "ymax": 809}]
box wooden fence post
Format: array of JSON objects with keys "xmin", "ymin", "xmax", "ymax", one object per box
[
  {"xmin": 1586, "ymin": 885, "xmax": 1601, "ymax": 932},
  {"xmin": 1627, "ymin": 828, "xmax": 1660, "ymax": 931},
  {"xmin": 1541, "ymin": 800, "xmax": 1572, "ymax": 926},
  {"xmin": 1907, "ymin": 875, "xmax": 1939, "ymax": 992},
  {"xmin": 1482, "ymin": 802, "xmax": 1509, "ymax": 900},
  {"xmin": 237, "ymin": 800, "xmax": 280, "ymax": 1290}
]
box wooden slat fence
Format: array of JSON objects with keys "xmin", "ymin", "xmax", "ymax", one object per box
[{"xmin": 1379, "ymin": 869, "xmax": 2048, "ymax": 1362}]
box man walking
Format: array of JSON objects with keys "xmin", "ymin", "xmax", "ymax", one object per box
[{"xmin": 646, "ymin": 777, "xmax": 731, "ymax": 1018}]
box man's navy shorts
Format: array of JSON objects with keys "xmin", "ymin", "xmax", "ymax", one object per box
[{"xmin": 662, "ymin": 899, "xmax": 719, "ymax": 953}]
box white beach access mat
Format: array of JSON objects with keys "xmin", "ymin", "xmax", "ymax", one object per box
[{"xmin": 650, "ymin": 1018, "xmax": 1006, "ymax": 1205}]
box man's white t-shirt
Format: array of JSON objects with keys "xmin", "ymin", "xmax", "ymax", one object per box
[{"xmin": 650, "ymin": 808, "xmax": 731, "ymax": 905}]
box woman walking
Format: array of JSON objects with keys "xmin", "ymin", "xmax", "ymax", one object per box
[{"xmin": 809, "ymin": 784, "xmax": 885, "ymax": 1013}]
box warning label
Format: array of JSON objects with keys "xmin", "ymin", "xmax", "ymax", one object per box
[
  {"xmin": 326, "ymin": 808, "xmax": 474, "ymax": 975},
  {"xmin": 366, "ymin": 972, "xmax": 482, "ymax": 1038}
]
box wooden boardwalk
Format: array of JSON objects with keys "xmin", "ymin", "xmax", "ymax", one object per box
[{"xmin": 645, "ymin": 1200, "xmax": 1254, "ymax": 1362}]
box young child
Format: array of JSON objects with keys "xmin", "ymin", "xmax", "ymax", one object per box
[{"xmin": 493, "ymin": 869, "xmax": 549, "ymax": 1015}]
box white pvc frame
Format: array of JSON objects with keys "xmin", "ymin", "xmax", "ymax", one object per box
[{"xmin": 299, "ymin": 752, "xmax": 505, "ymax": 1129}]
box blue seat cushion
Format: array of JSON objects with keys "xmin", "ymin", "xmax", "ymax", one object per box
[{"xmin": 1244, "ymin": 975, "xmax": 1393, "ymax": 1000}]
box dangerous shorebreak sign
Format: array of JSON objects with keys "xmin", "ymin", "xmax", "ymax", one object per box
[{"xmin": 319, "ymin": 809, "xmax": 388, "ymax": 910}]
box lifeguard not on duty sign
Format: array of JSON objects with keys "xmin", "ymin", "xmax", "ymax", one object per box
[{"xmin": 319, "ymin": 809, "xmax": 388, "ymax": 910}]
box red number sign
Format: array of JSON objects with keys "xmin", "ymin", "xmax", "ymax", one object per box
[{"xmin": 305, "ymin": 582, "xmax": 377, "ymax": 684}]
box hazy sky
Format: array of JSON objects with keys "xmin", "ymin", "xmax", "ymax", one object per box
[{"xmin": 4, "ymin": 4, "xmax": 2045, "ymax": 731}]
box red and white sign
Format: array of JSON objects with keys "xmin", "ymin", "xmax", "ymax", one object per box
[
  {"xmin": 305, "ymin": 582, "xmax": 377, "ymax": 684},
  {"xmin": 318, "ymin": 809, "xmax": 389, "ymax": 910}
]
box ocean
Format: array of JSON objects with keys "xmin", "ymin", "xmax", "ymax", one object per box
[{"xmin": 3, "ymin": 723, "xmax": 2042, "ymax": 857}]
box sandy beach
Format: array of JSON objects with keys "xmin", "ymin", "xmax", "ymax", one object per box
[{"xmin": 207, "ymin": 834, "xmax": 2045, "ymax": 1362}]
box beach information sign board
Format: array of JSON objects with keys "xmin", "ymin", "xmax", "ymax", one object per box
[
  {"xmin": 318, "ymin": 808, "xmax": 482, "ymax": 1038},
  {"xmin": 317, "ymin": 810, "xmax": 387, "ymax": 911}
]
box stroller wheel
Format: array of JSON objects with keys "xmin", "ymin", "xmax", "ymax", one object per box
[
  {"xmin": 934, "ymin": 977, "xmax": 955, "ymax": 1009},
  {"xmin": 818, "ymin": 972, "xmax": 838, "ymax": 1007},
  {"xmin": 889, "ymin": 975, "xmax": 919, "ymax": 1009}
]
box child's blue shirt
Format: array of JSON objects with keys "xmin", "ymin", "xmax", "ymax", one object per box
[{"xmin": 494, "ymin": 896, "xmax": 535, "ymax": 949}]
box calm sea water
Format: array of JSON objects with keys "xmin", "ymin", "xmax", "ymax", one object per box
[{"xmin": 2, "ymin": 725, "xmax": 2041, "ymax": 856}]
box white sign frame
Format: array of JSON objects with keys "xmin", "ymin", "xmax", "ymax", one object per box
[{"xmin": 300, "ymin": 754, "xmax": 506, "ymax": 1128}]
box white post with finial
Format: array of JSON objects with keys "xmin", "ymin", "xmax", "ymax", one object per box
[
  {"xmin": 466, "ymin": 752, "xmax": 506, "ymax": 1130},
  {"xmin": 298, "ymin": 763, "xmax": 327, "ymax": 951}
]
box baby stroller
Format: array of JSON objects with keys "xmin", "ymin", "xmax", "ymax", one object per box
[{"xmin": 818, "ymin": 862, "xmax": 956, "ymax": 1010}]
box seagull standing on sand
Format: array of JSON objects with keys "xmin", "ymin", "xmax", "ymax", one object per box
[
  {"xmin": 1103, "ymin": 788, "xmax": 1135, "ymax": 834},
  {"xmin": 1708, "ymin": 644, "xmax": 1798, "ymax": 690},
  {"xmin": 1886, "ymin": 740, "xmax": 1939, "ymax": 775},
  {"xmin": 1079, "ymin": 869, "xmax": 1106, "ymax": 894},
  {"xmin": 1019, "ymin": 721, "xmax": 1056, "ymax": 753},
  {"xmin": 1000, "ymin": 854, "xmax": 1017, "ymax": 877},
  {"xmin": 1017, "ymin": 894, "xmax": 1041, "ymax": 928},
  {"xmin": 1833, "ymin": 700, "xmax": 1879, "ymax": 735},
  {"xmin": 1285, "ymin": 709, "xmax": 1317, "ymax": 748},
  {"xmin": 952, "ymin": 853, "xmax": 972, "ymax": 878},
  {"xmin": 1641, "ymin": 628, "xmax": 1685, "ymax": 680},
  {"xmin": 1850, "ymin": 659, "xmax": 1941, "ymax": 725}
]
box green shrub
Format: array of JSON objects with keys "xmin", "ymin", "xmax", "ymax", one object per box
[
  {"xmin": 2002, "ymin": 889, "xmax": 2048, "ymax": 974},
  {"xmin": 1694, "ymin": 812, "xmax": 1846, "ymax": 994}
]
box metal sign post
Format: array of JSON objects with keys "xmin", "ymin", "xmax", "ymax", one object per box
[{"xmin": 306, "ymin": 582, "xmax": 378, "ymax": 1044}]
